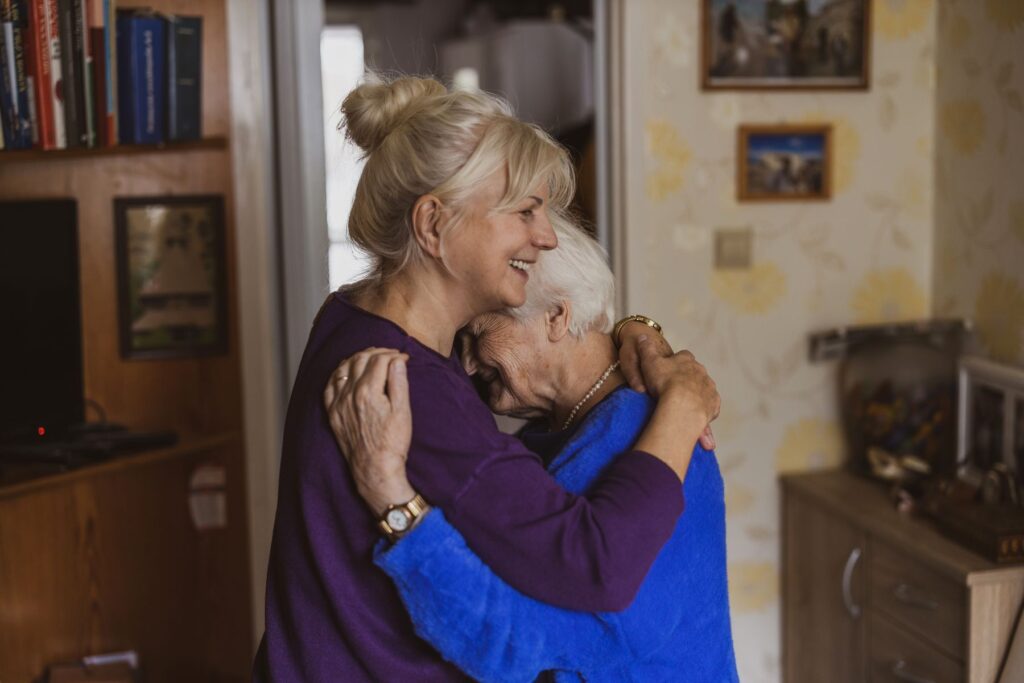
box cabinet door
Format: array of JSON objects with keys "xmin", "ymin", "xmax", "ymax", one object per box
[{"xmin": 783, "ymin": 491, "xmax": 867, "ymax": 683}]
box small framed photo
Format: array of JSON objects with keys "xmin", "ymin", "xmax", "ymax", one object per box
[
  {"xmin": 737, "ymin": 124, "xmax": 832, "ymax": 201},
  {"xmin": 114, "ymin": 195, "xmax": 228, "ymax": 360},
  {"xmin": 958, "ymin": 356, "xmax": 1024, "ymax": 475},
  {"xmin": 701, "ymin": 0, "xmax": 871, "ymax": 90}
]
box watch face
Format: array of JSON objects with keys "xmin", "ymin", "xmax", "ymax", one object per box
[{"xmin": 386, "ymin": 508, "xmax": 410, "ymax": 532}]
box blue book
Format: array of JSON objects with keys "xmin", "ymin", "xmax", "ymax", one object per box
[
  {"xmin": 1, "ymin": 0, "xmax": 32, "ymax": 148},
  {"xmin": 115, "ymin": 10, "xmax": 165, "ymax": 145},
  {"xmin": 166, "ymin": 15, "xmax": 201, "ymax": 141}
]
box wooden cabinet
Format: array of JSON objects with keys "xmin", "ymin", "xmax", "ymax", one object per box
[
  {"xmin": 0, "ymin": 1, "xmax": 253, "ymax": 680},
  {"xmin": 783, "ymin": 492, "xmax": 867, "ymax": 682},
  {"xmin": 782, "ymin": 471, "xmax": 1024, "ymax": 683},
  {"xmin": 0, "ymin": 437, "xmax": 252, "ymax": 682}
]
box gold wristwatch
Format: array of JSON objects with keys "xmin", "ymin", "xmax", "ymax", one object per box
[
  {"xmin": 612, "ymin": 314, "xmax": 663, "ymax": 347},
  {"xmin": 378, "ymin": 494, "xmax": 429, "ymax": 542}
]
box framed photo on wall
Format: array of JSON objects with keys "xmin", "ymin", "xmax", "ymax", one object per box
[
  {"xmin": 701, "ymin": 0, "xmax": 871, "ymax": 90},
  {"xmin": 737, "ymin": 124, "xmax": 832, "ymax": 201},
  {"xmin": 957, "ymin": 356, "xmax": 1024, "ymax": 476},
  {"xmin": 114, "ymin": 195, "xmax": 228, "ymax": 360}
]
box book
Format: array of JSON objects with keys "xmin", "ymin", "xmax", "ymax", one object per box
[
  {"xmin": 24, "ymin": 0, "xmax": 55, "ymax": 147},
  {"xmin": 115, "ymin": 9, "xmax": 164, "ymax": 145},
  {"xmin": 5, "ymin": 0, "xmax": 33, "ymax": 147},
  {"xmin": 0, "ymin": 5, "xmax": 12, "ymax": 146},
  {"xmin": 102, "ymin": 0, "xmax": 113, "ymax": 143},
  {"xmin": 74, "ymin": 0, "xmax": 91, "ymax": 146},
  {"xmin": 88, "ymin": 18, "xmax": 102, "ymax": 144},
  {"xmin": 86, "ymin": 0, "xmax": 102, "ymax": 146},
  {"xmin": 56, "ymin": 0, "xmax": 82, "ymax": 146},
  {"xmin": 1, "ymin": 0, "xmax": 32, "ymax": 148},
  {"xmin": 41, "ymin": 0, "xmax": 65, "ymax": 147},
  {"xmin": 166, "ymin": 14, "xmax": 200, "ymax": 141}
]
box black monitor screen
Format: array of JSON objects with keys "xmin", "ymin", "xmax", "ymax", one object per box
[{"xmin": 0, "ymin": 200, "xmax": 83, "ymax": 440}]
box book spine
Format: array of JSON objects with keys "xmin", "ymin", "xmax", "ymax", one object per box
[
  {"xmin": 8, "ymin": 0, "xmax": 33, "ymax": 147},
  {"xmin": 167, "ymin": 15, "xmax": 200, "ymax": 142},
  {"xmin": 114, "ymin": 10, "xmax": 130, "ymax": 142},
  {"xmin": 41, "ymin": 0, "xmax": 64, "ymax": 146},
  {"xmin": 74, "ymin": 0, "xmax": 90, "ymax": 146},
  {"xmin": 102, "ymin": 0, "xmax": 112, "ymax": 143},
  {"xmin": 88, "ymin": 22, "xmax": 101, "ymax": 144},
  {"xmin": 123, "ymin": 13, "xmax": 162, "ymax": 144},
  {"xmin": 56, "ymin": 0, "xmax": 80, "ymax": 146},
  {"xmin": 0, "ymin": 9, "xmax": 13, "ymax": 147},
  {"xmin": 25, "ymin": 0, "xmax": 54, "ymax": 147}
]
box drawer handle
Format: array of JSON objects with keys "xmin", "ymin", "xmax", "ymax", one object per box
[
  {"xmin": 891, "ymin": 660, "xmax": 935, "ymax": 683},
  {"xmin": 841, "ymin": 547, "xmax": 862, "ymax": 619},
  {"xmin": 892, "ymin": 582, "xmax": 939, "ymax": 610}
]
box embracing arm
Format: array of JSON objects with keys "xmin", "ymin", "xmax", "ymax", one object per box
[
  {"xmin": 325, "ymin": 340, "xmax": 717, "ymax": 612},
  {"xmin": 374, "ymin": 510, "xmax": 641, "ymax": 683}
]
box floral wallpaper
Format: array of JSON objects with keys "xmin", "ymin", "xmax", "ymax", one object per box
[
  {"xmin": 933, "ymin": 0, "xmax": 1024, "ymax": 368},
  {"xmin": 620, "ymin": 1, "xmax": 945, "ymax": 680}
]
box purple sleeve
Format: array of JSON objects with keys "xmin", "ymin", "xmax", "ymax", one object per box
[{"xmin": 404, "ymin": 363, "xmax": 683, "ymax": 612}]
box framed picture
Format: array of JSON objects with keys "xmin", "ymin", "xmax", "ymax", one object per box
[
  {"xmin": 114, "ymin": 195, "xmax": 228, "ymax": 360},
  {"xmin": 701, "ymin": 0, "xmax": 871, "ymax": 90},
  {"xmin": 737, "ymin": 124, "xmax": 832, "ymax": 201},
  {"xmin": 957, "ymin": 356, "xmax": 1024, "ymax": 475}
]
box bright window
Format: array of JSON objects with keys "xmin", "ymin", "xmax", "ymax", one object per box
[{"xmin": 321, "ymin": 26, "xmax": 372, "ymax": 291}]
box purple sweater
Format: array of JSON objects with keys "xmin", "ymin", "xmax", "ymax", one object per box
[{"xmin": 253, "ymin": 294, "xmax": 684, "ymax": 682}]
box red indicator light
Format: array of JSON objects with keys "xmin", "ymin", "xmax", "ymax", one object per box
[{"xmin": 37, "ymin": 426, "xmax": 46, "ymax": 436}]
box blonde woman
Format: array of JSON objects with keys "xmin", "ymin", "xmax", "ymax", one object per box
[{"xmin": 254, "ymin": 76, "xmax": 719, "ymax": 682}]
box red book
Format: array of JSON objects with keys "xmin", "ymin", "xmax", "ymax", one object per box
[
  {"xmin": 41, "ymin": 0, "xmax": 66, "ymax": 147},
  {"xmin": 26, "ymin": 0, "xmax": 56, "ymax": 148}
]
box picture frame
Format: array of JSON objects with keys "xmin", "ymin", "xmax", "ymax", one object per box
[
  {"xmin": 114, "ymin": 195, "xmax": 228, "ymax": 360},
  {"xmin": 957, "ymin": 356, "xmax": 1024, "ymax": 476},
  {"xmin": 701, "ymin": 0, "xmax": 871, "ymax": 91},
  {"xmin": 737, "ymin": 124, "xmax": 832, "ymax": 201}
]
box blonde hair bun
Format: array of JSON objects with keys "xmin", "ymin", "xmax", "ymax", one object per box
[{"xmin": 342, "ymin": 76, "xmax": 447, "ymax": 154}]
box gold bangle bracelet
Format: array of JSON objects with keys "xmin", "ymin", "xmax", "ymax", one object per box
[{"xmin": 612, "ymin": 314, "xmax": 662, "ymax": 347}]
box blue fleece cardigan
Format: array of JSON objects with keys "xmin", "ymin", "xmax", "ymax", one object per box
[{"xmin": 375, "ymin": 387, "xmax": 740, "ymax": 682}]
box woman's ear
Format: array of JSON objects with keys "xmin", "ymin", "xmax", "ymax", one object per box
[
  {"xmin": 410, "ymin": 194, "xmax": 445, "ymax": 258},
  {"xmin": 546, "ymin": 301, "xmax": 572, "ymax": 342}
]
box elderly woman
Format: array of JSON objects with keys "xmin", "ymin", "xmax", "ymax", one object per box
[
  {"xmin": 326, "ymin": 221, "xmax": 739, "ymax": 682},
  {"xmin": 254, "ymin": 75, "xmax": 720, "ymax": 681}
]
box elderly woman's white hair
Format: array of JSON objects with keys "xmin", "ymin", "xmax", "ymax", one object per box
[{"xmin": 505, "ymin": 216, "xmax": 615, "ymax": 338}]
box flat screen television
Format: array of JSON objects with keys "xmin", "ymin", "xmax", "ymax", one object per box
[{"xmin": 0, "ymin": 199, "xmax": 84, "ymax": 442}]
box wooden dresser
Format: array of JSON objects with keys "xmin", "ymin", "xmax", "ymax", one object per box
[{"xmin": 782, "ymin": 470, "xmax": 1024, "ymax": 683}]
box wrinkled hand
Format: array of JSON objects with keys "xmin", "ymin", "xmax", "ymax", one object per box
[
  {"xmin": 323, "ymin": 347, "xmax": 417, "ymax": 515},
  {"xmin": 636, "ymin": 336, "xmax": 720, "ymax": 449},
  {"xmin": 617, "ymin": 321, "xmax": 674, "ymax": 393}
]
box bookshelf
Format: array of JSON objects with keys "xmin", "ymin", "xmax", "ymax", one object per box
[
  {"xmin": 0, "ymin": 0, "xmax": 253, "ymax": 681},
  {"xmin": 0, "ymin": 136, "xmax": 228, "ymax": 161}
]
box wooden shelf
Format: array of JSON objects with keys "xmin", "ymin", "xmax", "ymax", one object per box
[
  {"xmin": 0, "ymin": 432, "xmax": 240, "ymax": 499},
  {"xmin": 0, "ymin": 136, "xmax": 228, "ymax": 162}
]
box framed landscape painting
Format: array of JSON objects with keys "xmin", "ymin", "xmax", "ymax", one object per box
[
  {"xmin": 702, "ymin": 0, "xmax": 871, "ymax": 90},
  {"xmin": 737, "ymin": 124, "xmax": 832, "ymax": 201},
  {"xmin": 115, "ymin": 195, "xmax": 228, "ymax": 359}
]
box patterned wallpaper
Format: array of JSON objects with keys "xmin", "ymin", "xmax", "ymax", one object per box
[
  {"xmin": 933, "ymin": 0, "xmax": 1024, "ymax": 368},
  {"xmin": 620, "ymin": 1, "xmax": 943, "ymax": 680}
]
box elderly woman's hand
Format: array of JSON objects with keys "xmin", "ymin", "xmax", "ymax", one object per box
[
  {"xmin": 324, "ymin": 348, "xmax": 418, "ymax": 516},
  {"xmin": 620, "ymin": 324, "xmax": 717, "ymax": 450},
  {"xmin": 617, "ymin": 321, "xmax": 674, "ymax": 393},
  {"xmin": 636, "ymin": 336, "xmax": 720, "ymax": 447}
]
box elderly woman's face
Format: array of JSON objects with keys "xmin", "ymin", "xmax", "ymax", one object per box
[{"xmin": 463, "ymin": 312, "xmax": 554, "ymax": 419}]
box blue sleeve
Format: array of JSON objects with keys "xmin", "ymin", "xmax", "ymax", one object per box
[{"xmin": 375, "ymin": 509, "xmax": 677, "ymax": 683}]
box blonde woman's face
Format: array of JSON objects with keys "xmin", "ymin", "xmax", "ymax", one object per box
[{"xmin": 442, "ymin": 171, "xmax": 557, "ymax": 315}]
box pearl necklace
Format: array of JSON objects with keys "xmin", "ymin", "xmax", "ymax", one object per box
[{"xmin": 562, "ymin": 360, "xmax": 621, "ymax": 431}]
